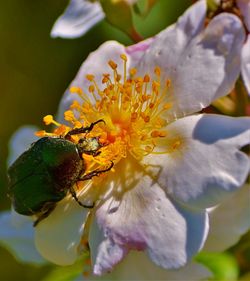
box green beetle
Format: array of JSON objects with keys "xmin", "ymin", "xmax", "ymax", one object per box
[{"xmin": 8, "ymin": 120, "xmax": 113, "ymax": 226}]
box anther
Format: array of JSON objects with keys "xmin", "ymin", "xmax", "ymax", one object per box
[
  {"xmin": 35, "ymin": 130, "xmax": 46, "ymax": 137},
  {"xmin": 108, "ymin": 60, "xmax": 117, "ymax": 70},
  {"xmin": 70, "ymin": 86, "xmax": 83, "ymax": 95},
  {"xmin": 88, "ymin": 85, "xmax": 95, "ymax": 93},
  {"xmin": 86, "ymin": 74, "xmax": 95, "ymax": 81},
  {"xmin": 154, "ymin": 66, "xmax": 161, "ymax": 76},
  {"xmin": 64, "ymin": 110, "xmax": 75, "ymax": 122},
  {"xmin": 166, "ymin": 79, "xmax": 171, "ymax": 88},
  {"xmin": 143, "ymin": 74, "xmax": 150, "ymax": 83},
  {"xmin": 120, "ymin": 54, "xmax": 127, "ymax": 61},
  {"xmin": 43, "ymin": 115, "xmax": 54, "ymax": 125},
  {"xmin": 130, "ymin": 68, "xmax": 137, "ymax": 76}
]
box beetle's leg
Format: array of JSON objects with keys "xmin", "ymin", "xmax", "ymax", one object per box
[
  {"xmin": 65, "ymin": 119, "xmax": 105, "ymax": 139},
  {"xmin": 82, "ymin": 150, "xmax": 101, "ymax": 157},
  {"xmin": 78, "ymin": 161, "xmax": 114, "ymax": 181},
  {"xmin": 69, "ymin": 186, "xmax": 95, "ymax": 208},
  {"xmin": 33, "ymin": 203, "xmax": 56, "ymax": 227}
]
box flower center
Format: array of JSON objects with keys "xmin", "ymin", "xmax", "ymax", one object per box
[
  {"xmin": 72, "ymin": 55, "xmax": 173, "ymax": 162},
  {"xmin": 37, "ymin": 54, "xmax": 174, "ymax": 173}
]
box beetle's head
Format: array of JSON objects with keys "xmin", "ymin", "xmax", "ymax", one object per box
[{"xmin": 77, "ymin": 137, "xmax": 102, "ymax": 156}]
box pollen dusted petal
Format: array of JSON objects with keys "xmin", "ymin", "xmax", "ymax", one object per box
[
  {"xmin": 142, "ymin": 114, "xmax": 250, "ymax": 209},
  {"xmin": 91, "ymin": 175, "xmax": 208, "ymax": 273},
  {"xmin": 35, "ymin": 197, "xmax": 87, "ymax": 265}
]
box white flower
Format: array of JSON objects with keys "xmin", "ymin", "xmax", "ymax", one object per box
[
  {"xmin": 208, "ymin": 0, "xmax": 250, "ymax": 95},
  {"xmin": 2, "ymin": 0, "xmax": 250, "ymax": 278},
  {"xmin": 237, "ymin": 0, "xmax": 250, "ymax": 95},
  {"xmin": 51, "ymin": 0, "xmax": 138, "ymax": 39},
  {"xmin": 204, "ymin": 183, "xmax": 250, "ymax": 252}
]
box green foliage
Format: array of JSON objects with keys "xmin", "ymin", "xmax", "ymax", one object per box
[
  {"xmin": 196, "ymin": 251, "xmax": 239, "ymax": 281},
  {"xmin": 207, "ymin": 0, "xmax": 219, "ymax": 12},
  {"xmin": 41, "ymin": 264, "xmax": 82, "ymax": 281}
]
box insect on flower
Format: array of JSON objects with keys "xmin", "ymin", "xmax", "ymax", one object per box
[
  {"xmin": 3, "ymin": 1, "xmax": 250, "ymax": 276},
  {"xmin": 7, "ymin": 119, "xmax": 113, "ymax": 227}
]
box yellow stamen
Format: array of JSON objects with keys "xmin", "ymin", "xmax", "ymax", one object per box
[
  {"xmin": 35, "ymin": 130, "xmax": 46, "ymax": 137},
  {"xmin": 39, "ymin": 56, "xmax": 174, "ymax": 177},
  {"xmin": 108, "ymin": 60, "xmax": 117, "ymax": 70},
  {"xmin": 130, "ymin": 68, "xmax": 137, "ymax": 76},
  {"xmin": 86, "ymin": 74, "xmax": 95, "ymax": 81},
  {"xmin": 70, "ymin": 86, "xmax": 83, "ymax": 95},
  {"xmin": 43, "ymin": 115, "xmax": 61, "ymax": 126},
  {"xmin": 154, "ymin": 66, "xmax": 161, "ymax": 76}
]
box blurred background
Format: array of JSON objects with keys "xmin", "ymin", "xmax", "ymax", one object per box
[{"xmin": 0, "ymin": 1, "xmax": 192, "ymax": 280}]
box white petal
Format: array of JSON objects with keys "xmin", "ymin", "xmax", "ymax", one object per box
[
  {"xmin": 0, "ymin": 210, "xmax": 45, "ymax": 264},
  {"xmin": 7, "ymin": 126, "xmax": 39, "ymax": 167},
  {"xmin": 93, "ymin": 236, "xmax": 128, "ymax": 276},
  {"xmin": 51, "ymin": 0, "xmax": 105, "ymax": 39},
  {"xmin": 241, "ymin": 34, "xmax": 250, "ymax": 96},
  {"xmin": 237, "ymin": 0, "xmax": 250, "ymax": 31},
  {"xmin": 57, "ymin": 41, "xmax": 126, "ymax": 121},
  {"xmin": 106, "ymin": 252, "xmax": 212, "ymax": 281},
  {"xmin": 85, "ymin": 249, "xmax": 211, "ymax": 280},
  {"xmin": 35, "ymin": 197, "xmax": 87, "ymax": 265},
  {"xmin": 90, "ymin": 174, "xmax": 208, "ymax": 274},
  {"xmin": 136, "ymin": 12, "xmax": 245, "ymax": 120},
  {"xmin": 125, "ymin": 37, "xmax": 155, "ymax": 66},
  {"xmin": 142, "ymin": 114, "xmax": 250, "ymax": 209},
  {"xmin": 204, "ymin": 183, "xmax": 250, "ymax": 252}
]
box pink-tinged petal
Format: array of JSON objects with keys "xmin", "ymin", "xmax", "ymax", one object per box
[
  {"xmin": 51, "ymin": 0, "xmax": 105, "ymax": 39},
  {"xmin": 136, "ymin": 13, "xmax": 245, "ymax": 120},
  {"xmin": 35, "ymin": 197, "xmax": 87, "ymax": 265},
  {"xmin": 7, "ymin": 126, "xmax": 39, "ymax": 167},
  {"xmin": 204, "ymin": 184, "xmax": 250, "ymax": 252},
  {"xmin": 89, "ymin": 212, "xmax": 129, "ymax": 276},
  {"xmin": 91, "ymin": 174, "xmax": 208, "ymax": 274},
  {"xmin": 94, "ymin": 238, "xmax": 129, "ymax": 276},
  {"xmin": 241, "ymin": 34, "xmax": 250, "ymax": 96},
  {"xmin": 237, "ymin": 0, "xmax": 250, "ymax": 31},
  {"xmin": 0, "ymin": 210, "xmax": 45, "ymax": 264},
  {"xmin": 143, "ymin": 114, "xmax": 250, "ymax": 209},
  {"xmin": 57, "ymin": 41, "xmax": 126, "ymax": 121},
  {"xmin": 125, "ymin": 37, "xmax": 155, "ymax": 66},
  {"xmin": 105, "ymin": 252, "xmax": 212, "ymax": 281},
  {"xmin": 86, "ymin": 244, "xmax": 211, "ymax": 280}
]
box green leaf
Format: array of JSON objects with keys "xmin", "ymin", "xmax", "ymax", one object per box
[
  {"xmin": 207, "ymin": 0, "xmax": 219, "ymax": 12},
  {"xmin": 100, "ymin": 0, "xmax": 143, "ymax": 42},
  {"xmin": 41, "ymin": 255, "xmax": 90, "ymax": 281},
  {"xmin": 41, "ymin": 264, "xmax": 82, "ymax": 281},
  {"xmin": 195, "ymin": 251, "xmax": 239, "ymax": 281}
]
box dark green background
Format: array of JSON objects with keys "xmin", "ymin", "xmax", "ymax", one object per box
[{"xmin": 0, "ymin": 1, "xmax": 190, "ymax": 280}]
